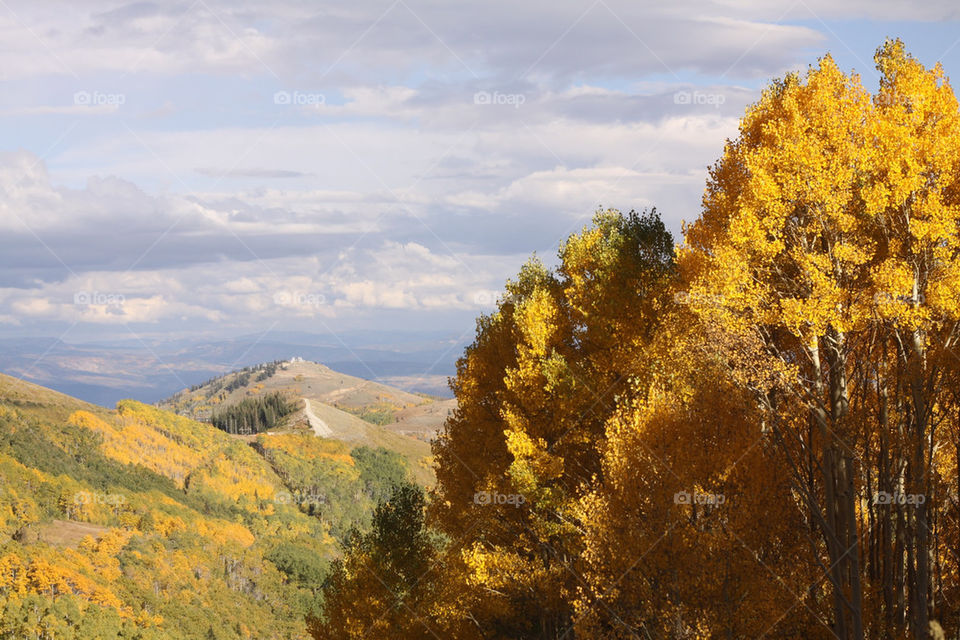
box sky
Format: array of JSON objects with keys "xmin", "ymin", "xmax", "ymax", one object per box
[{"xmin": 1, "ymin": 0, "xmax": 960, "ymax": 348}]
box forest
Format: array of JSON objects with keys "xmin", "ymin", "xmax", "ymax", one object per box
[
  {"xmin": 210, "ymin": 392, "xmax": 298, "ymax": 435},
  {"xmin": 0, "ymin": 387, "xmax": 412, "ymax": 639},
  {"xmin": 308, "ymin": 40, "xmax": 960, "ymax": 640}
]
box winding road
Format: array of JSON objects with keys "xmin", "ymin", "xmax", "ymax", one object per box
[{"xmin": 303, "ymin": 398, "xmax": 334, "ymax": 437}]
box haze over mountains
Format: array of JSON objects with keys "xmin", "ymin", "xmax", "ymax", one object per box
[{"xmin": 0, "ymin": 330, "xmax": 464, "ymax": 407}]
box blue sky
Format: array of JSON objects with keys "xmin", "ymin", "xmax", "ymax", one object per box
[{"xmin": 0, "ymin": 0, "xmax": 958, "ymax": 346}]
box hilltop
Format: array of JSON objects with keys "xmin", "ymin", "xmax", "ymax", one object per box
[
  {"xmin": 160, "ymin": 358, "xmax": 456, "ymax": 447},
  {"xmin": 0, "ymin": 372, "xmax": 422, "ymax": 639}
]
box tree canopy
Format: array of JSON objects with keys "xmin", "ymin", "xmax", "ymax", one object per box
[{"xmin": 314, "ymin": 40, "xmax": 960, "ymax": 640}]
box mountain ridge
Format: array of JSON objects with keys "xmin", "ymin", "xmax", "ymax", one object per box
[{"xmin": 159, "ymin": 358, "xmax": 455, "ymax": 447}]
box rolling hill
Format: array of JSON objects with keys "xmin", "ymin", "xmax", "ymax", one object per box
[
  {"xmin": 159, "ymin": 358, "xmax": 456, "ymax": 448},
  {"xmin": 0, "ymin": 372, "xmax": 424, "ymax": 639}
]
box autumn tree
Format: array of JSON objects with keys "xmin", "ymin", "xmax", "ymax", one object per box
[
  {"xmin": 430, "ymin": 209, "xmax": 675, "ymax": 636},
  {"xmin": 316, "ymin": 40, "xmax": 960, "ymax": 640},
  {"xmin": 309, "ymin": 483, "xmax": 460, "ymax": 640},
  {"xmin": 681, "ymin": 40, "xmax": 960, "ymax": 639}
]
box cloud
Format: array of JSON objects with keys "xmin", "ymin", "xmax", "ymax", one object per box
[
  {"xmin": 0, "ymin": 90, "xmax": 734, "ymax": 300},
  {"xmin": 0, "ymin": 238, "xmax": 517, "ymax": 332},
  {"xmin": 711, "ymin": 0, "xmax": 960, "ymax": 21},
  {"xmin": 0, "ymin": 104, "xmax": 121, "ymax": 116},
  {"xmin": 0, "ymin": 151, "xmax": 391, "ymax": 287},
  {"xmin": 194, "ymin": 168, "xmax": 314, "ymax": 178},
  {"xmin": 0, "ymin": 1, "xmax": 827, "ymax": 81},
  {"xmin": 0, "ymin": 0, "xmax": 953, "ymax": 347}
]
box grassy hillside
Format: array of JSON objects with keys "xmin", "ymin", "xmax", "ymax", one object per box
[
  {"xmin": 159, "ymin": 359, "xmax": 454, "ymax": 443},
  {"xmin": 0, "ymin": 373, "xmax": 421, "ymax": 639},
  {"xmin": 159, "ymin": 360, "xmax": 443, "ymax": 484}
]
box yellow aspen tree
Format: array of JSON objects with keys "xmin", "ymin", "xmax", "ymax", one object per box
[
  {"xmin": 681, "ymin": 41, "xmax": 960, "ymax": 639},
  {"xmin": 431, "ymin": 210, "xmax": 675, "ymax": 636},
  {"xmin": 432, "ymin": 258, "xmax": 570, "ymax": 636},
  {"xmin": 574, "ymin": 306, "xmax": 823, "ymax": 639},
  {"xmin": 862, "ymin": 39, "xmax": 960, "ymax": 639}
]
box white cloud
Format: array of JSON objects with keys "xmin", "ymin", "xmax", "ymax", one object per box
[
  {"xmin": 0, "ymin": 0, "xmax": 952, "ymax": 345},
  {"xmin": 0, "ymin": 1, "xmax": 829, "ymax": 80}
]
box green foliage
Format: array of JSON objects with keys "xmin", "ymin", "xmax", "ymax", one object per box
[
  {"xmin": 210, "ymin": 392, "xmax": 297, "ymax": 435},
  {"xmin": 310, "ymin": 483, "xmax": 443, "ymax": 639},
  {"xmin": 187, "ymin": 362, "xmax": 286, "ymax": 394},
  {"xmin": 0, "ymin": 593, "xmax": 160, "ymax": 640},
  {"xmin": 265, "ymin": 542, "xmax": 330, "ymax": 586},
  {"xmin": 0, "ymin": 392, "xmax": 342, "ymax": 639},
  {"xmin": 351, "ymin": 446, "xmax": 409, "ymax": 505},
  {"xmin": 256, "ymin": 437, "xmax": 412, "ymax": 541},
  {"xmin": 0, "ymin": 408, "xmax": 223, "ymax": 522},
  {"xmin": 364, "ymin": 483, "xmax": 432, "ymax": 581}
]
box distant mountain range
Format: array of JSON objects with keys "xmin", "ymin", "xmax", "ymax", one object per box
[{"xmin": 0, "ymin": 330, "xmax": 466, "ymax": 406}]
